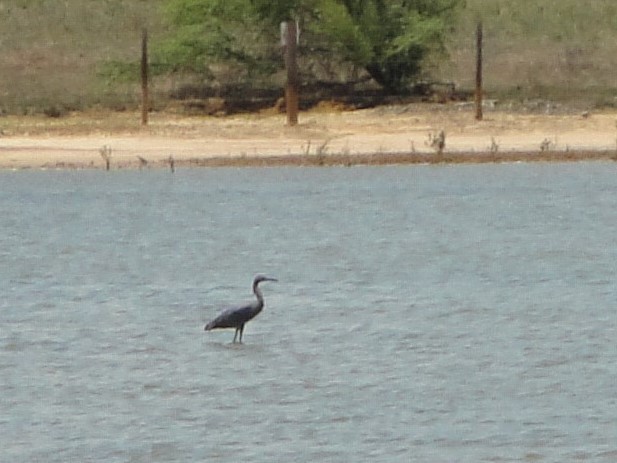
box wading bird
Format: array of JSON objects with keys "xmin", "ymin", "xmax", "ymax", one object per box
[{"xmin": 204, "ymin": 275, "xmax": 277, "ymax": 343}]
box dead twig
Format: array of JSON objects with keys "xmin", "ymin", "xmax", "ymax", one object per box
[
  {"xmin": 99, "ymin": 145, "xmax": 112, "ymax": 171},
  {"xmin": 426, "ymin": 130, "xmax": 446, "ymax": 157},
  {"xmin": 137, "ymin": 156, "xmax": 149, "ymax": 169}
]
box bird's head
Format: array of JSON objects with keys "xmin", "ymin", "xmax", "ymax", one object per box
[{"xmin": 253, "ymin": 275, "xmax": 278, "ymax": 286}]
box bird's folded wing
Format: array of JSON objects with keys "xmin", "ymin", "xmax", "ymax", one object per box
[{"xmin": 208, "ymin": 303, "xmax": 255, "ymax": 328}]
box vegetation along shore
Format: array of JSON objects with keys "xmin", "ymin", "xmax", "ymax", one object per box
[{"xmin": 2, "ymin": 1, "xmax": 617, "ymax": 168}]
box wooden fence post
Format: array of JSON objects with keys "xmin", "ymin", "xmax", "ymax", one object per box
[
  {"xmin": 475, "ymin": 21, "xmax": 483, "ymax": 121},
  {"xmin": 141, "ymin": 28, "xmax": 149, "ymax": 126},
  {"xmin": 283, "ymin": 20, "xmax": 299, "ymax": 126}
]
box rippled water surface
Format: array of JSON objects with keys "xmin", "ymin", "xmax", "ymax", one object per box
[{"xmin": 1, "ymin": 163, "xmax": 616, "ymax": 462}]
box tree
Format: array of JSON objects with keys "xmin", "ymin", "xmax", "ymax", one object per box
[
  {"xmin": 158, "ymin": 0, "xmax": 459, "ymax": 92},
  {"xmin": 157, "ymin": 0, "xmax": 279, "ymax": 78},
  {"xmin": 311, "ymin": 0, "xmax": 458, "ymax": 92}
]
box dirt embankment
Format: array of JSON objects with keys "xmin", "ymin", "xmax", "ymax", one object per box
[{"xmin": 1, "ymin": 104, "xmax": 617, "ymax": 169}]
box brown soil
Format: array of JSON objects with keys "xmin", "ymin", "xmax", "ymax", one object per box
[{"xmin": 1, "ymin": 104, "xmax": 616, "ymax": 169}]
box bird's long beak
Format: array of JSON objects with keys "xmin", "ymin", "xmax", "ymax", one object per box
[{"xmin": 265, "ymin": 277, "xmax": 278, "ymax": 282}]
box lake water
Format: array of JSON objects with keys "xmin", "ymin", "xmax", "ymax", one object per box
[{"xmin": 1, "ymin": 163, "xmax": 616, "ymax": 462}]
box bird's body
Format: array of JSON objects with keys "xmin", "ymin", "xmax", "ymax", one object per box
[{"xmin": 204, "ymin": 275, "xmax": 277, "ymax": 343}]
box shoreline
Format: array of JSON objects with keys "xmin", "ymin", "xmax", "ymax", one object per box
[
  {"xmin": 2, "ymin": 149, "xmax": 616, "ymax": 171},
  {"xmin": 2, "ymin": 106, "xmax": 617, "ymax": 169}
]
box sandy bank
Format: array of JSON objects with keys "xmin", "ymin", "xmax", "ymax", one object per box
[{"xmin": 1, "ymin": 105, "xmax": 616, "ymax": 169}]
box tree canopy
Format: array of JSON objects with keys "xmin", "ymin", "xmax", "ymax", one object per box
[{"xmin": 158, "ymin": 0, "xmax": 459, "ymax": 92}]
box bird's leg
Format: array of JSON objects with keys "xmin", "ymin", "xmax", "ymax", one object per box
[
  {"xmin": 238, "ymin": 324, "xmax": 245, "ymax": 343},
  {"xmin": 233, "ymin": 328, "xmax": 239, "ymax": 343}
]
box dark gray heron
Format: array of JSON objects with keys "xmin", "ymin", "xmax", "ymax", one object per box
[{"xmin": 204, "ymin": 275, "xmax": 277, "ymax": 343}]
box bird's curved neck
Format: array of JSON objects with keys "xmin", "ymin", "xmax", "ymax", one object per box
[{"xmin": 253, "ymin": 282, "xmax": 265, "ymax": 306}]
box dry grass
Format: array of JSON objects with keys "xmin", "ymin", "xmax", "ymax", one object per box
[
  {"xmin": 2, "ymin": 0, "xmax": 617, "ymax": 116},
  {"xmin": 439, "ymin": 0, "xmax": 617, "ymax": 107},
  {"xmin": 0, "ymin": 0, "xmax": 166, "ymax": 114}
]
